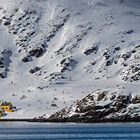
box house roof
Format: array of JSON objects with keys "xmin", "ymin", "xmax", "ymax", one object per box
[{"xmin": 1, "ymin": 102, "xmax": 12, "ymax": 106}]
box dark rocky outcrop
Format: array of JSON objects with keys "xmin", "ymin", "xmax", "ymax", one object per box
[
  {"xmin": 29, "ymin": 66, "xmax": 41, "ymax": 74},
  {"xmin": 84, "ymin": 45, "xmax": 98, "ymax": 55},
  {"xmin": 28, "ymin": 46, "xmax": 46, "ymax": 58},
  {"xmin": 60, "ymin": 57, "xmax": 77, "ymax": 73},
  {"xmin": 0, "ymin": 8, "xmax": 48, "ymax": 63},
  {"xmin": 131, "ymin": 95, "xmax": 140, "ymax": 104},
  {"xmin": 22, "ymin": 56, "xmax": 32, "ymax": 62},
  {"xmin": 121, "ymin": 64, "xmax": 140, "ymax": 82},
  {"xmin": 47, "ymin": 90, "xmax": 140, "ymax": 122},
  {"xmin": 46, "ymin": 14, "xmax": 70, "ymax": 42},
  {"xmin": 0, "ymin": 49, "xmax": 12, "ymax": 79},
  {"xmin": 122, "ymin": 51, "xmax": 131, "ymax": 61}
]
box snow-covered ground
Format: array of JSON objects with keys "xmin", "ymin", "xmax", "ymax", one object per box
[{"xmin": 0, "ymin": 0, "xmax": 140, "ymax": 118}]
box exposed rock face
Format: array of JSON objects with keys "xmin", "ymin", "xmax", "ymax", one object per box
[
  {"xmin": 131, "ymin": 95, "xmax": 140, "ymax": 104},
  {"xmin": 29, "ymin": 66, "xmax": 41, "ymax": 74},
  {"xmin": 0, "ymin": 49, "xmax": 12, "ymax": 78},
  {"xmin": 121, "ymin": 64, "xmax": 140, "ymax": 82},
  {"xmin": 28, "ymin": 46, "xmax": 46, "ymax": 58},
  {"xmin": 84, "ymin": 43, "xmax": 98, "ymax": 55},
  {"xmin": 47, "ymin": 90, "xmax": 140, "ymax": 122},
  {"xmin": 60, "ymin": 57, "xmax": 77, "ymax": 73},
  {"xmin": 43, "ymin": 72, "xmax": 67, "ymax": 85},
  {"xmin": 22, "ymin": 56, "xmax": 32, "ymax": 62},
  {"xmin": 1, "ymin": 8, "xmax": 47, "ymax": 62},
  {"xmin": 46, "ymin": 14, "xmax": 70, "ymax": 42},
  {"xmin": 122, "ymin": 51, "xmax": 131, "ymax": 61}
]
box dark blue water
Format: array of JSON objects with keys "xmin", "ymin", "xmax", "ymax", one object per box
[{"xmin": 0, "ymin": 122, "xmax": 140, "ymax": 140}]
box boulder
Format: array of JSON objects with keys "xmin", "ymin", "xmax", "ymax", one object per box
[{"xmin": 97, "ymin": 92, "xmax": 106, "ymax": 101}]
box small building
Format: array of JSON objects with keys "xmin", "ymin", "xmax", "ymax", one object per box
[{"xmin": 0, "ymin": 102, "xmax": 14, "ymax": 112}]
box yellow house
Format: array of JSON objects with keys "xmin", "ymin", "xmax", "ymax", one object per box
[{"xmin": 0, "ymin": 102, "xmax": 14, "ymax": 112}]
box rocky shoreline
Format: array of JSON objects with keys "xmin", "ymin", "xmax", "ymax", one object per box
[
  {"xmin": 1, "ymin": 90, "xmax": 140, "ymax": 123},
  {"xmin": 46, "ymin": 117, "xmax": 140, "ymax": 123},
  {"xmin": 0, "ymin": 117, "xmax": 140, "ymax": 123},
  {"xmin": 46, "ymin": 90, "xmax": 140, "ymax": 123}
]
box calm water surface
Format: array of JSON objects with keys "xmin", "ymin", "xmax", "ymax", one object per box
[{"xmin": 0, "ymin": 122, "xmax": 140, "ymax": 140}]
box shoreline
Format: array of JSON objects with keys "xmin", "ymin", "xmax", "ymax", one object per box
[
  {"xmin": 0, "ymin": 118, "xmax": 140, "ymax": 123},
  {"xmin": 0, "ymin": 119, "xmax": 33, "ymax": 122}
]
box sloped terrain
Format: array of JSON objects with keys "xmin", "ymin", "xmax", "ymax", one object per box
[
  {"xmin": 48, "ymin": 89, "xmax": 140, "ymax": 122},
  {"xmin": 0, "ymin": 0, "xmax": 140, "ymax": 119}
]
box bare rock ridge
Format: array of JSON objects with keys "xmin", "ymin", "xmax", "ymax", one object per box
[{"xmin": 0, "ymin": 49, "xmax": 12, "ymax": 78}]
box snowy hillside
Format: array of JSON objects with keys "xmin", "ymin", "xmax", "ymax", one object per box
[{"xmin": 0, "ymin": 0, "xmax": 140, "ymax": 119}]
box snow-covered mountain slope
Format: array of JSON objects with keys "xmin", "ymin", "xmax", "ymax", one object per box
[{"xmin": 0, "ymin": 0, "xmax": 140, "ymax": 118}]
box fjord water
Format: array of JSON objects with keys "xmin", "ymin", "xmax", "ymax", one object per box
[{"xmin": 0, "ymin": 122, "xmax": 140, "ymax": 140}]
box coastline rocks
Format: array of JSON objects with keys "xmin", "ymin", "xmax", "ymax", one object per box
[{"xmin": 47, "ymin": 90, "xmax": 140, "ymax": 122}]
